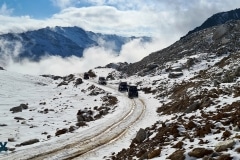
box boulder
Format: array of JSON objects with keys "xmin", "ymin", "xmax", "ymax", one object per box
[
  {"xmin": 167, "ymin": 150, "xmax": 185, "ymax": 160},
  {"xmin": 188, "ymin": 148, "xmax": 213, "ymax": 158},
  {"xmin": 214, "ymin": 139, "xmax": 236, "ymax": 152},
  {"xmin": 74, "ymin": 78, "xmax": 83, "ymax": 86},
  {"xmin": 135, "ymin": 128, "xmax": 147, "ymax": 143}
]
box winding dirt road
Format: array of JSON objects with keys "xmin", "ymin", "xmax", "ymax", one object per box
[{"xmin": 0, "ymin": 83, "xmax": 146, "ymax": 160}]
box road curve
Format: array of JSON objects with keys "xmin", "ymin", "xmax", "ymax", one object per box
[{"xmin": 0, "ymin": 93, "xmax": 145, "ymax": 160}]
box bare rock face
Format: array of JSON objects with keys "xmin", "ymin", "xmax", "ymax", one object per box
[
  {"xmin": 214, "ymin": 139, "xmax": 236, "ymax": 152},
  {"xmin": 213, "ymin": 25, "xmax": 229, "ymax": 40}
]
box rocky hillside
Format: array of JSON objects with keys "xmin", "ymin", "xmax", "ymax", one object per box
[
  {"xmin": 107, "ymin": 20, "xmax": 240, "ymax": 159},
  {"xmin": 184, "ymin": 8, "xmax": 240, "ymax": 38},
  {"xmin": 123, "ymin": 20, "xmax": 240, "ymax": 76}
]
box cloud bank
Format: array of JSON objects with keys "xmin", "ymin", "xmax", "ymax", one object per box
[{"xmin": 2, "ymin": 38, "xmax": 161, "ymax": 76}]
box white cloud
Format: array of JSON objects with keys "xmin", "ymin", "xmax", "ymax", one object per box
[
  {"xmin": 0, "ymin": 3, "xmax": 13, "ymax": 15},
  {"xmin": 3, "ymin": 38, "xmax": 161, "ymax": 76}
]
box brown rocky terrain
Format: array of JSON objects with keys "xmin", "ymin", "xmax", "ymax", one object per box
[{"xmin": 108, "ymin": 20, "xmax": 240, "ymax": 159}]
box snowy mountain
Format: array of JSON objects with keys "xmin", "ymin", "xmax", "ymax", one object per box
[
  {"xmin": 183, "ymin": 8, "xmax": 240, "ymax": 38},
  {"xmin": 2, "ymin": 12, "xmax": 240, "ymax": 160},
  {"xmin": 0, "ymin": 26, "xmax": 151, "ymax": 61}
]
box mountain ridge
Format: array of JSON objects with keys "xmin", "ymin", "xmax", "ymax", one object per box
[
  {"xmin": 0, "ymin": 26, "xmax": 151, "ymax": 61},
  {"xmin": 182, "ymin": 8, "xmax": 240, "ymax": 38}
]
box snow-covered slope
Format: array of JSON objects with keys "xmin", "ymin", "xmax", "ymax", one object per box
[
  {"xmin": 1, "ymin": 44, "xmax": 240, "ymax": 159},
  {"xmin": 2, "ymin": 14, "xmax": 240, "ymax": 160}
]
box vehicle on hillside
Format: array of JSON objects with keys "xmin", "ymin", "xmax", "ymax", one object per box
[
  {"xmin": 98, "ymin": 77, "xmax": 107, "ymax": 85},
  {"xmin": 118, "ymin": 82, "xmax": 128, "ymax": 92},
  {"xmin": 128, "ymin": 85, "xmax": 138, "ymax": 98},
  {"xmin": 83, "ymin": 72, "xmax": 89, "ymax": 79}
]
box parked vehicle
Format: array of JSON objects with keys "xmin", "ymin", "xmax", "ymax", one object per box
[
  {"xmin": 118, "ymin": 82, "xmax": 128, "ymax": 92},
  {"xmin": 98, "ymin": 77, "xmax": 107, "ymax": 85},
  {"xmin": 128, "ymin": 85, "xmax": 138, "ymax": 98},
  {"xmin": 83, "ymin": 72, "xmax": 89, "ymax": 79}
]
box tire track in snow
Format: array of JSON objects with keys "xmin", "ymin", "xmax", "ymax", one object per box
[
  {"xmin": 64, "ymin": 98, "xmax": 146, "ymax": 160},
  {"xmin": 0, "ymin": 86, "xmax": 145, "ymax": 160}
]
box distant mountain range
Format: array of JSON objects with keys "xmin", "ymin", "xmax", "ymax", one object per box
[
  {"xmin": 182, "ymin": 8, "xmax": 240, "ymax": 38},
  {"xmin": 0, "ymin": 26, "xmax": 151, "ymax": 61}
]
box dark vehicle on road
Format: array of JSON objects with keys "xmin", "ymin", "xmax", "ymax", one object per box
[
  {"xmin": 98, "ymin": 77, "xmax": 107, "ymax": 85},
  {"xmin": 118, "ymin": 82, "xmax": 128, "ymax": 92},
  {"xmin": 83, "ymin": 72, "xmax": 89, "ymax": 79},
  {"xmin": 128, "ymin": 85, "xmax": 138, "ymax": 98}
]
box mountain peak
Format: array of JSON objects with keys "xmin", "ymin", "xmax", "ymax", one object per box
[{"xmin": 182, "ymin": 8, "xmax": 240, "ymax": 39}]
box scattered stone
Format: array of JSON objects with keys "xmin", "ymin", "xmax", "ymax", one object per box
[
  {"xmin": 14, "ymin": 117, "xmax": 25, "ymax": 120},
  {"xmin": 74, "ymin": 78, "xmax": 83, "ymax": 87},
  {"xmin": 8, "ymin": 138, "xmax": 15, "ymax": 142},
  {"xmin": 20, "ymin": 104, "xmax": 28, "ymax": 109},
  {"xmin": 147, "ymin": 148, "xmax": 161, "ymax": 159},
  {"xmin": 55, "ymin": 128, "xmax": 68, "ymax": 136},
  {"xmin": 167, "ymin": 150, "xmax": 185, "ymax": 160},
  {"xmin": 10, "ymin": 106, "xmax": 22, "ymax": 113},
  {"xmin": 76, "ymin": 121, "xmax": 87, "ymax": 127},
  {"xmin": 215, "ymin": 139, "xmax": 236, "ymax": 152},
  {"xmin": 0, "ymin": 124, "xmax": 7, "ymax": 127},
  {"xmin": 8, "ymin": 148, "xmax": 15, "ymax": 152},
  {"xmin": 10, "ymin": 104, "xmax": 28, "ymax": 113},
  {"xmin": 20, "ymin": 139, "xmax": 39, "ymax": 146},
  {"xmin": 184, "ymin": 102, "xmax": 200, "ymax": 113},
  {"xmin": 188, "ymin": 148, "xmax": 213, "ymax": 158},
  {"xmin": 168, "ymin": 72, "xmax": 183, "ymax": 78},
  {"xmin": 39, "ymin": 102, "xmax": 46, "ymax": 105},
  {"xmin": 172, "ymin": 141, "xmax": 184, "ymax": 149},
  {"xmin": 57, "ymin": 81, "xmax": 68, "ymax": 87},
  {"xmin": 69, "ymin": 126, "xmax": 76, "ymax": 132},
  {"xmin": 134, "ymin": 128, "xmax": 147, "ymax": 143},
  {"xmin": 218, "ymin": 154, "xmax": 233, "ymax": 160}
]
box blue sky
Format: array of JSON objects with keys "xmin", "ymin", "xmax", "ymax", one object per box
[
  {"xmin": 0, "ymin": 0, "xmax": 240, "ymax": 47},
  {"xmin": 1, "ymin": 0, "xmax": 59, "ymax": 18}
]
